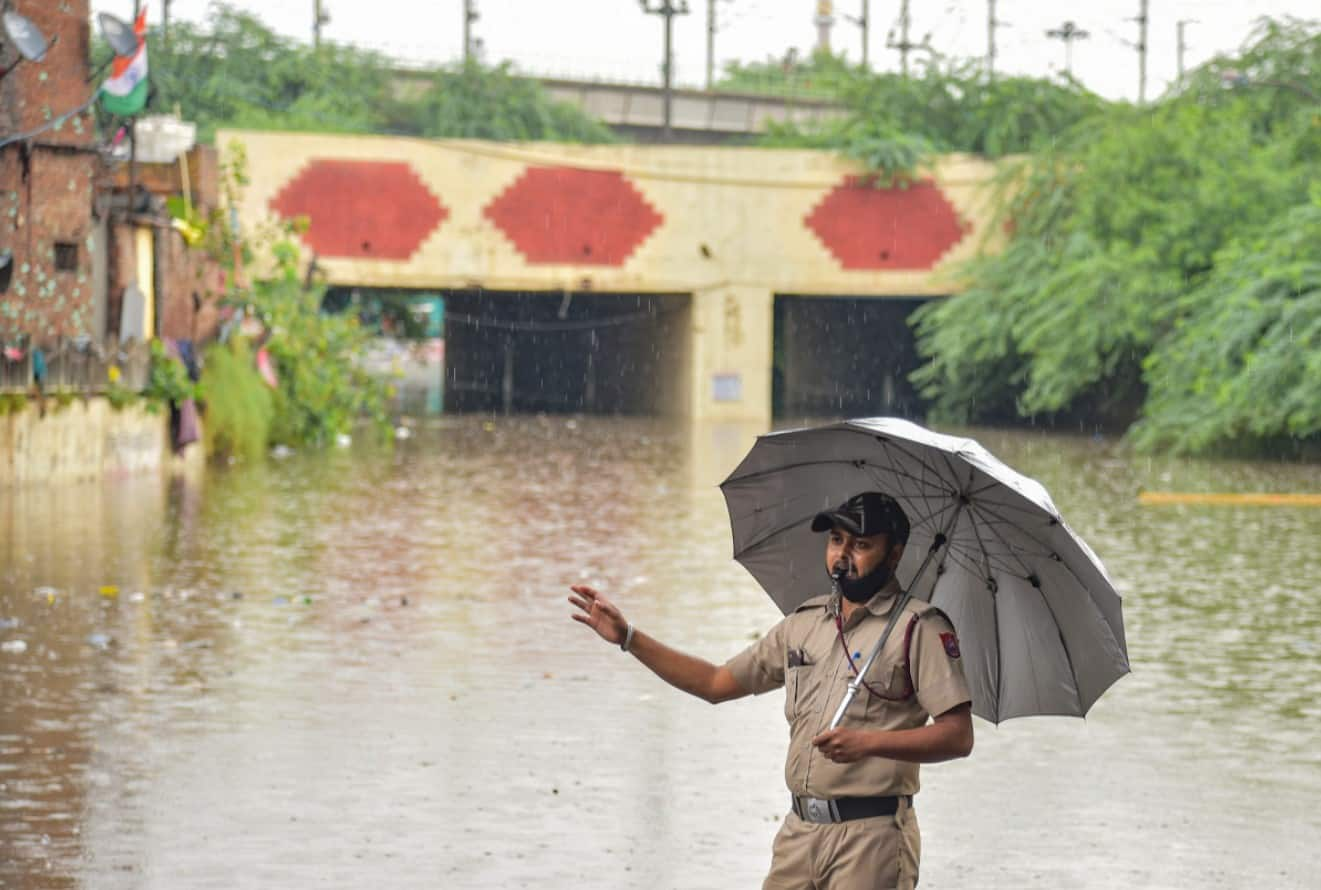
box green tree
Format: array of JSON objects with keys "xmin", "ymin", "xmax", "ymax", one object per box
[
  {"xmin": 910, "ymin": 18, "xmax": 1321, "ymax": 452},
  {"xmin": 1131, "ymin": 191, "xmax": 1321, "ymax": 456},
  {"xmin": 128, "ymin": 4, "xmax": 615, "ymax": 144},
  {"xmin": 144, "ymin": 5, "xmax": 393, "ymax": 142},
  {"xmin": 379, "ymin": 61, "xmax": 616, "ymax": 142},
  {"xmin": 758, "ymin": 60, "xmax": 1110, "ymax": 180},
  {"xmin": 717, "ymin": 49, "xmax": 863, "ymax": 98}
]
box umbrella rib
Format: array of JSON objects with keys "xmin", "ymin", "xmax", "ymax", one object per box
[
  {"xmin": 968, "ymin": 499, "xmax": 1106, "ymax": 705},
  {"xmin": 888, "ymin": 484, "xmax": 957, "ymax": 536},
  {"xmin": 967, "ymin": 491, "xmax": 1060, "ymax": 521},
  {"xmin": 861, "ymin": 442, "xmax": 960, "ymax": 538},
  {"xmin": 965, "ymin": 503, "xmax": 1042, "ymax": 580},
  {"xmin": 939, "ymin": 542, "xmax": 985, "ymax": 579},
  {"xmin": 964, "ymin": 500, "xmax": 1066, "ymax": 563},
  {"xmin": 735, "ymin": 516, "xmax": 818, "ymax": 556},
  {"xmin": 960, "ymin": 502, "xmax": 1007, "ymax": 715},
  {"xmin": 877, "ymin": 437, "xmax": 961, "ymax": 496},
  {"xmin": 869, "ymin": 442, "xmax": 952, "ymax": 520},
  {"xmin": 866, "ymin": 442, "xmax": 932, "ymax": 502}
]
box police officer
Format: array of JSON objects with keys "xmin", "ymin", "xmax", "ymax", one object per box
[{"xmin": 569, "ymin": 491, "xmax": 973, "ymax": 890}]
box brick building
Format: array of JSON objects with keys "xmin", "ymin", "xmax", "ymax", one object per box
[
  {"xmin": 1, "ymin": 0, "xmax": 220, "ymax": 358},
  {"xmin": 0, "ymin": 0, "xmax": 103, "ymax": 342}
]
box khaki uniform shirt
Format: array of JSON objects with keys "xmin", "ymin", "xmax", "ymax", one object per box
[{"xmin": 726, "ymin": 577, "xmax": 971, "ymax": 799}]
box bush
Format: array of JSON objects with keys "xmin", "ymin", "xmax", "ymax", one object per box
[{"xmin": 199, "ymin": 337, "xmax": 274, "ymax": 461}]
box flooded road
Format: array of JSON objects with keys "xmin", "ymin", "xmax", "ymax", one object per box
[{"xmin": 2, "ymin": 417, "xmax": 1320, "ymax": 889}]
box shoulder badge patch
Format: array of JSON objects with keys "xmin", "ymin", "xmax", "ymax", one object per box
[{"xmin": 940, "ymin": 631, "xmax": 961, "ymax": 659}]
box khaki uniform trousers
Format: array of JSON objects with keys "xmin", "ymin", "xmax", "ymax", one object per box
[{"xmin": 762, "ymin": 798, "xmax": 920, "ymax": 890}]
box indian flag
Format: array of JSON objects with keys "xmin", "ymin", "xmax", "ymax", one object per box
[{"xmin": 100, "ymin": 9, "xmax": 148, "ymax": 116}]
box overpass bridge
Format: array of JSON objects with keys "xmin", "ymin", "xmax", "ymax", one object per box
[
  {"xmin": 222, "ymin": 131, "xmax": 1000, "ymax": 424},
  {"xmin": 389, "ymin": 71, "xmax": 848, "ymax": 144}
]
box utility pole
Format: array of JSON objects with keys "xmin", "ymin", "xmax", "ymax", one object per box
[
  {"xmin": 815, "ymin": 1, "xmax": 834, "ymax": 54},
  {"xmin": 313, "ymin": 0, "xmax": 329, "ymax": 48},
  {"xmin": 162, "ymin": 0, "xmax": 172, "ymax": 49},
  {"xmin": 845, "ymin": 1, "xmax": 870, "ymax": 69},
  {"xmin": 986, "ymin": 0, "xmax": 997, "ymax": 79},
  {"xmin": 706, "ymin": 0, "xmax": 715, "ymax": 90},
  {"xmin": 887, "ymin": 0, "xmax": 916, "ymax": 76},
  {"xmin": 1136, "ymin": 0, "xmax": 1149, "ymax": 103},
  {"xmin": 1176, "ymin": 18, "xmax": 1196, "ymax": 82},
  {"xmin": 641, "ymin": 1, "xmax": 690, "ymax": 141},
  {"xmin": 463, "ymin": 0, "xmax": 479, "ymax": 64},
  {"xmin": 1045, "ymin": 20, "xmax": 1089, "ymax": 77}
]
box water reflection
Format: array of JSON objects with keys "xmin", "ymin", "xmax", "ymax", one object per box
[{"xmin": 1, "ymin": 417, "xmax": 1319, "ymax": 888}]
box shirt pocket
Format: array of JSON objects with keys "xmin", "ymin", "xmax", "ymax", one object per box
[
  {"xmin": 861, "ymin": 662, "xmax": 914, "ymax": 722},
  {"xmin": 786, "ymin": 659, "xmax": 830, "ymax": 724}
]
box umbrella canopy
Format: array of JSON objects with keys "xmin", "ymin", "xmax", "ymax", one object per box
[{"xmin": 720, "ymin": 417, "xmax": 1129, "ymax": 723}]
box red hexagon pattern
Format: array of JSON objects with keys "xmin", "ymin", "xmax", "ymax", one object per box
[
  {"xmin": 483, "ymin": 166, "xmax": 663, "ymax": 266},
  {"xmin": 270, "ymin": 160, "xmax": 448, "ymax": 260},
  {"xmin": 804, "ymin": 177, "xmax": 968, "ymax": 270}
]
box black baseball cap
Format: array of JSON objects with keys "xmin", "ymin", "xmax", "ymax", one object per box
[{"xmin": 811, "ymin": 492, "xmax": 910, "ymax": 545}]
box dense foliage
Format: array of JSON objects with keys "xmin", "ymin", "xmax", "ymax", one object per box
[
  {"xmin": 199, "ymin": 337, "xmax": 273, "ymax": 461},
  {"xmin": 139, "ymin": 4, "xmax": 613, "ymax": 143},
  {"xmin": 176, "ymin": 146, "xmax": 390, "ymax": 457},
  {"xmin": 907, "ymin": 19, "xmax": 1321, "ymax": 455},
  {"xmin": 751, "ymin": 55, "xmax": 1108, "ymax": 179},
  {"xmin": 250, "ymin": 240, "xmax": 389, "ymax": 447},
  {"xmin": 1131, "ymin": 192, "xmax": 1321, "ymax": 455}
]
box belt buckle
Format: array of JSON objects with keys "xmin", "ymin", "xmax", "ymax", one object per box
[{"xmin": 801, "ymin": 797, "xmax": 837, "ymax": 824}]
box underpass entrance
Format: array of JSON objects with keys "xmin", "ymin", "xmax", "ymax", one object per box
[
  {"xmin": 773, "ymin": 295, "xmax": 930, "ymax": 419},
  {"xmin": 444, "ymin": 290, "xmax": 691, "ymax": 416}
]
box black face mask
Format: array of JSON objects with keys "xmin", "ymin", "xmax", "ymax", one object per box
[{"xmin": 831, "ymin": 557, "xmax": 894, "ymax": 604}]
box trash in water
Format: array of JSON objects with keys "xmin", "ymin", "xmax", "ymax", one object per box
[
  {"xmin": 394, "ymin": 426, "xmax": 412, "ymax": 440},
  {"xmin": 271, "ymin": 444, "xmax": 294, "ymax": 459},
  {"xmin": 0, "ymin": 617, "xmax": 18, "ymax": 631},
  {"xmin": 272, "ymin": 596, "xmax": 290, "ymax": 606},
  {"xmin": 99, "ymin": 585, "xmax": 119, "ymax": 599},
  {"xmin": 128, "ymin": 591, "xmax": 145, "ymax": 603},
  {"xmin": 335, "ymin": 433, "xmax": 352, "ymax": 448},
  {"xmin": 1, "ymin": 640, "xmax": 28, "ymax": 654},
  {"xmin": 86, "ymin": 632, "xmax": 113, "ymax": 650}
]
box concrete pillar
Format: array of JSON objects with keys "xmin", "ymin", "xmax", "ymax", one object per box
[{"xmin": 689, "ymin": 284, "xmax": 773, "ymax": 425}]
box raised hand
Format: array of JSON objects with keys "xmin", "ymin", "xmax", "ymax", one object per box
[{"xmin": 568, "ymin": 584, "xmax": 628, "ymax": 646}]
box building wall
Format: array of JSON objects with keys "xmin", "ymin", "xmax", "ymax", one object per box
[
  {"xmin": 0, "ymin": 398, "xmax": 203, "ymax": 487},
  {"xmin": 222, "ymin": 131, "xmax": 1003, "ymax": 423},
  {"xmin": 0, "ymin": 0, "xmax": 101, "ymax": 342}
]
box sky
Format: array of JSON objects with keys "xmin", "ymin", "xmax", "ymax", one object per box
[{"xmin": 92, "ymin": 0, "xmax": 1318, "ymax": 101}]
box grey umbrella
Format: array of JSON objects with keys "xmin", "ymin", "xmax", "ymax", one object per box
[{"xmin": 720, "ymin": 417, "xmax": 1129, "ymax": 724}]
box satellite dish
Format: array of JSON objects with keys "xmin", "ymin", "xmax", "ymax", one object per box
[
  {"xmin": 2, "ymin": 9, "xmax": 49, "ymax": 63},
  {"xmin": 97, "ymin": 12, "xmax": 139, "ymax": 58}
]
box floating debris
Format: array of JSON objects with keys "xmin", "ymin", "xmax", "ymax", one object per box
[{"xmin": 1, "ymin": 640, "xmax": 28, "ymax": 654}]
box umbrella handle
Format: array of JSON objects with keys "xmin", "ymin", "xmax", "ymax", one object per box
[{"xmin": 826, "ymin": 513, "xmax": 959, "ymax": 731}]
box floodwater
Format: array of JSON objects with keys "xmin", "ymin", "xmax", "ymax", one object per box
[{"xmin": 2, "ymin": 417, "xmax": 1319, "ymax": 889}]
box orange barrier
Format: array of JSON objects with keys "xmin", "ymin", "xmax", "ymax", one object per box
[{"xmin": 1137, "ymin": 492, "xmax": 1321, "ymax": 507}]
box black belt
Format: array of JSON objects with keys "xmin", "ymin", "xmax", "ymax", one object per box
[{"xmin": 791, "ymin": 794, "xmax": 911, "ymax": 824}]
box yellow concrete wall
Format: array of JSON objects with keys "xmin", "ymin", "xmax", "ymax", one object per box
[
  {"xmin": 0, "ymin": 399, "xmax": 203, "ymax": 487},
  {"xmin": 220, "ymin": 132, "xmax": 1002, "ymax": 422}
]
